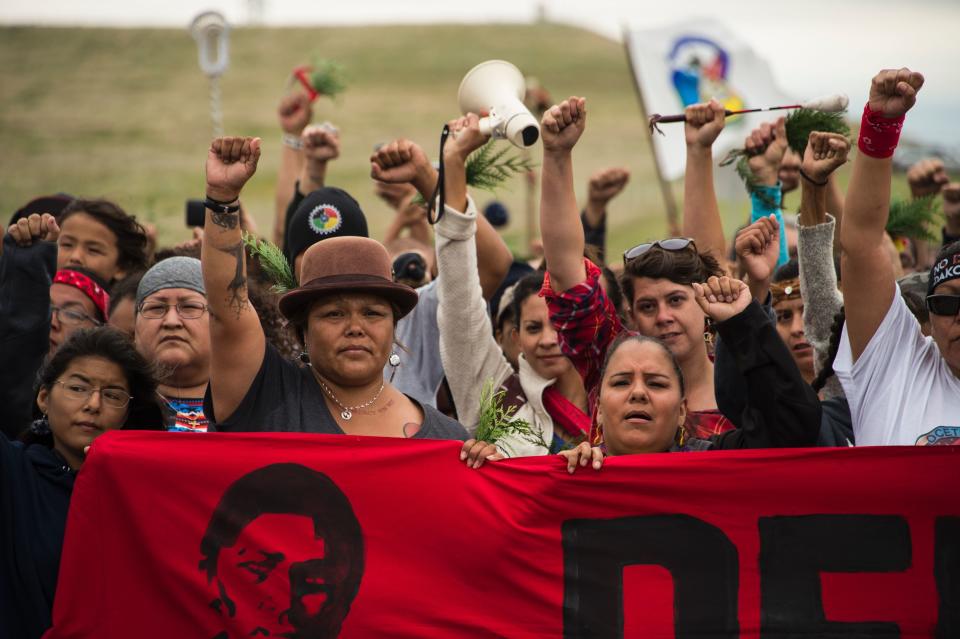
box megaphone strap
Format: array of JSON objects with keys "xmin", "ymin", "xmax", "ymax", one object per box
[{"xmin": 427, "ymin": 124, "xmax": 451, "ymax": 225}]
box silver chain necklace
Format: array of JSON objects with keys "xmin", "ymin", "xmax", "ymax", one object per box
[{"xmin": 315, "ymin": 376, "xmax": 385, "ymax": 421}]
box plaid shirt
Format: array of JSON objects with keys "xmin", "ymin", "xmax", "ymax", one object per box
[
  {"xmin": 541, "ymin": 258, "xmax": 623, "ymax": 401},
  {"xmin": 541, "ymin": 259, "xmax": 623, "ymax": 443},
  {"xmin": 541, "ymin": 258, "xmax": 733, "ymax": 444}
]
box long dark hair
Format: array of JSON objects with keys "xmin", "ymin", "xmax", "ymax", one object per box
[
  {"xmin": 24, "ymin": 327, "xmax": 165, "ymax": 446},
  {"xmin": 810, "ymin": 308, "xmax": 845, "ymax": 394},
  {"xmin": 508, "ymin": 271, "xmax": 547, "ymax": 328}
]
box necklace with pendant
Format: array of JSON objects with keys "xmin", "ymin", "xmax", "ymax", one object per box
[{"xmin": 316, "ymin": 376, "xmax": 385, "ymax": 421}]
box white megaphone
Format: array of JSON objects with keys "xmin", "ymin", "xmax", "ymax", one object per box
[
  {"xmin": 189, "ymin": 11, "xmax": 230, "ymax": 78},
  {"xmin": 458, "ymin": 60, "xmax": 540, "ymax": 148}
]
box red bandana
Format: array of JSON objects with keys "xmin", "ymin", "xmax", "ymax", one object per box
[{"xmin": 54, "ymin": 270, "xmax": 110, "ymax": 321}]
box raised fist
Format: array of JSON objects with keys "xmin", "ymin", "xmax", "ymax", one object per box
[
  {"xmin": 588, "ymin": 167, "xmax": 631, "ymax": 206},
  {"xmin": 205, "ymin": 136, "xmax": 262, "ymax": 203},
  {"xmin": 735, "ymin": 215, "xmax": 780, "ymax": 285},
  {"xmin": 374, "ymin": 181, "xmax": 417, "ymax": 211},
  {"xmin": 943, "ymin": 183, "xmax": 960, "ymax": 233},
  {"xmin": 277, "ymin": 91, "xmax": 312, "ymax": 135},
  {"xmin": 801, "ymin": 131, "xmax": 851, "ymax": 183},
  {"xmin": 684, "ymin": 99, "xmax": 726, "ymax": 149},
  {"xmin": 370, "ymin": 139, "xmax": 433, "ymax": 186},
  {"xmin": 745, "ymin": 118, "xmax": 787, "ymax": 186},
  {"xmin": 693, "ymin": 275, "xmax": 752, "ymax": 323},
  {"xmin": 7, "ymin": 212, "xmax": 60, "ymax": 247},
  {"xmin": 779, "ymin": 149, "xmax": 802, "ymax": 194},
  {"xmin": 868, "ymin": 68, "xmax": 924, "ymax": 119},
  {"xmin": 541, "ymin": 97, "xmax": 587, "ymax": 154},
  {"xmin": 906, "ymin": 158, "xmax": 949, "ymax": 199},
  {"xmin": 444, "ymin": 113, "xmax": 491, "ymax": 163},
  {"xmin": 301, "ymin": 123, "xmax": 341, "ymax": 163}
]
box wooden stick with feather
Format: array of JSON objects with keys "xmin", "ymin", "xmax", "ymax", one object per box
[{"xmin": 648, "ymin": 94, "xmax": 849, "ymax": 135}]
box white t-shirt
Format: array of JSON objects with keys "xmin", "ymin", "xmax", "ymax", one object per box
[{"xmin": 834, "ymin": 287, "xmax": 960, "ymax": 446}]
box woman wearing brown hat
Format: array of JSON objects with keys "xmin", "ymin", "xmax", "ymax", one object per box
[{"xmin": 199, "ymin": 136, "xmax": 466, "ymax": 440}]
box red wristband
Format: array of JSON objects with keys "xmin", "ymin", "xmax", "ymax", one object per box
[{"xmin": 857, "ymin": 103, "xmax": 904, "ymax": 159}]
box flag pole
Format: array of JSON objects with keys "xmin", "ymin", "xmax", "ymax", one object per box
[{"xmin": 622, "ymin": 25, "xmax": 681, "ymax": 237}]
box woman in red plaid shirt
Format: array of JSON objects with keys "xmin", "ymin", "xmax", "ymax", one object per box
[{"xmin": 536, "ymin": 96, "xmax": 731, "ymax": 443}]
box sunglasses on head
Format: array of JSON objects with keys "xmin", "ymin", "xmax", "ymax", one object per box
[
  {"xmin": 926, "ymin": 294, "xmax": 960, "ymax": 316},
  {"xmin": 623, "ymin": 238, "xmax": 697, "ymax": 265}
]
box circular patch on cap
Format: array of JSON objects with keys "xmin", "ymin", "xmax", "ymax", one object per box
[{"xmin": 308, "ymin": 204, "xmax": 342, "ymax": 236}]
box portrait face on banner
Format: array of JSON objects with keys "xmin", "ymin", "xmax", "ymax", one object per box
[{"xmin": 198, "ymin": 463, "xmax": 365, "ymax": 638}]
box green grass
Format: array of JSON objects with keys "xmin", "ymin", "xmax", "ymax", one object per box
[{"xmin": 0, "ymin": 24, "xmax": 910, "ymax": 258}]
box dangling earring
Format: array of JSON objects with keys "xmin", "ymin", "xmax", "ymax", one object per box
[
  {"xmin": 31, "ymin": 413, "xmax": 51, "ymax": 436},
  {"xmin": 388, "ymin": 352, "xmax": 400, "ymax": 382},
  {"xmin": 298, "ymin": 351, "xmax": 312, "ymax": 367},
  {"xmin": 675, "ymin": 426, "xmax": 686, "ymax": 447},
  {"xmin": 703, "ymin": 318, "xmax": 715, "ymax": 351}
]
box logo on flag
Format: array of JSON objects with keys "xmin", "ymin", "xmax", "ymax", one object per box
[
  {"xmin": 625, "ymin": 19, "xmax": 794, "ymax": 180},
  {"xmin": 669, "ymin": 35, "xmax": 744, "ymax": 114}
]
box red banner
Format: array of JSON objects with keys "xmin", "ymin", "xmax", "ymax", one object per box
[{"xmin": 47, "ymin": 432, "xmax": 959, "ymax": 638}]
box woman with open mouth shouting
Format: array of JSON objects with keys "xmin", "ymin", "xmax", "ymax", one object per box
[{"xmin": 559, "ymin": 275, "xmax": 821, "ymax": 471}]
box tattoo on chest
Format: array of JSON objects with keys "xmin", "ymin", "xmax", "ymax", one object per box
[
  {"xmin": 402, "ymin": 422, "xmax": 422, "ymax": 438},
  {"xmin": 216, "ymin": 241, "xmax": 249, "ymax": 318}
]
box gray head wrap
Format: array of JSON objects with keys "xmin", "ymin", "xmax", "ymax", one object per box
[{"xmin": 135, "ymin": 256, "xmax": 206, "ymax": 308}]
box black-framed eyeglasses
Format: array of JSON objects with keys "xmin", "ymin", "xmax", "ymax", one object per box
[
  {"xmin": 623, "ymin": 238, "xmax": 697, "ymax": 265},
  {"xmin": 50, "ymin": 304, "xmax": 101, "ymax": 327},
  {"xmin": 926, "ymin": 294, "xmax": 960, "ymax": 317},
  {"xmin": 138, "ymin": 301, "xmax": 208, "ymax": 319},
  {"xmin": 54, "ymin": 380, "xmax": 132, "ymax": 408}
]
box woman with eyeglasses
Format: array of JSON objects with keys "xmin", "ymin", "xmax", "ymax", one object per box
[
  {"xmin": 133, "ymin": 256, "xmax": 213, "ymax": 432},
  {"xmin": 0, "ymin": 327, "xmax": 165, "ymax": 639},
  {"xmin": 1, "ymin": 212, "xmax": 113, "ymax": 437},
  {"xmin": 537, "ymin": 97, "xmax": 731, "ymax": 443}
]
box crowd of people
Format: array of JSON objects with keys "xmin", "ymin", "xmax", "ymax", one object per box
[{"xmin": 1, "ymin": 64, "xmax": 959, "ymax": 637}]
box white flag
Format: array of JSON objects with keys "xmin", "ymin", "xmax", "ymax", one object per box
[{"xmin": 625, "ymin": 19, "xmax": 795, "ymax": 181}]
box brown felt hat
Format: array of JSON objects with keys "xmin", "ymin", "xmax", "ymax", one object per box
[{"xmin": 278, "ymin": 236, "xmax": 419, "ymax": 320}]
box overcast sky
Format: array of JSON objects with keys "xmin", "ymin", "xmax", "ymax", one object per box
[{"xmin": 3, "ymin": 0, "xmax": 958, "ymax": 148}]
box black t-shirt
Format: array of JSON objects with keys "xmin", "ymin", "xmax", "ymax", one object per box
[{"xmin": 205, "ymin": 343, "xmax": 467, "ymax": 441}]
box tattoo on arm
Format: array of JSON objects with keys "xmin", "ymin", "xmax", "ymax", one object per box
[
  {"xmin": 210, "ymin": 209, "xmax": 240, "ymax": 230},
  {"xmin": 216, "ymin": 241, "xmax": 249, "ymax": 318},
  {"xmin": 402, "ymin": 422, "xmax": 422, "ymax": 438}
]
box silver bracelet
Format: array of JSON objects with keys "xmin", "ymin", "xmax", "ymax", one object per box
[{"xmin": 281, "ymin": 133, "xmax": 303, "ymax": 150}]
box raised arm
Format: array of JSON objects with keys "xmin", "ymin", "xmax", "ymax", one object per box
[
  {"xmin": 273, "ymin": 92, "xmax": 312, "ymax": 246},
  {"xmin": 297, "ymin": 123, "xmax": 340, "ymax": 195},
  {"xmin": 694, "ymin": 277, "xmax": 820, "ymax": 449},
  {"xmin": 906, "ymin": 158, "xmax": 950, "ymax": 264},
  {"xmin": 540, "ymin": 96, "xmax": 587, "ymax": 292},
  {"xmin": 581, "ymin": 167, "xmax": 630, "ymax": 258},
  {"xmin": 744, "ymin": 118, "xmax": 789, "ymax": 266},
  {"xmin": 583, "ymin": 167, "xmax": 630, "ymax": 229},
  {"xmin": 434, "ymin": 115, "xmax": 515, "ymax": 432},
  {"xmin": 797, "ymin": 132, "xmax": 850, "ymax": 371},
  {"xmin": 370, "ymin": 137, "xmax": 511, "ymax": 300},
  {"xmin": 840, "ymin": 68, "xmax": 924, "ymax": 360},
  {"xmin": 734, "ymin": 215, "xmax": 780, "ymax": 302},
  {"xmin": 0, "ymin": 214, "xmax": 60, "ymax": 437},
  {"xmin": 944, "ymin": 184, "xmax": 960, "ymax": 246},
  {"xmin": 202, "ymin": 136, "xmax": 266, "ymax": 422},
  {"xmin": 682, "ymin": 99, "xmax": 727, "ymax": 263}
]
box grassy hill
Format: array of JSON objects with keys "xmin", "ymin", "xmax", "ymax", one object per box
[{"xmin": 0, "ymin": 23, "xmax": 910, "ymax": 256}]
